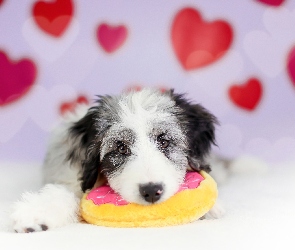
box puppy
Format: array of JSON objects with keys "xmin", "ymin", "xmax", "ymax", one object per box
[{"xmin": 11, "ymin": 88, "xmax": 222, "ymax": 233}]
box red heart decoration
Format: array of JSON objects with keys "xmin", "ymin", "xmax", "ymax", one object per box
[
  {"xmin": 0, "ymin": 51, "xmax": 37, "ymax": 106},
  {"xmin": 228, "ymin": 78, "xmax": 263, "ymax": 111},
  {"xmin": 32, "ymin": 0, "xmax": 73, "ymax": 37},
  {"xmin": 97, "ymin": 23, "xmax": 128, "ymax": 53},
  {"xmin": 287, "ymin": 45, "xmax": 295, "ymax": 88},
  {"xmin": 171, "ymin": 8, "xmax": 233, "ymax": 70},
  {"xmin": 255, "ymin": 0, "xmax": 284, "ymax": 7},
  {"xmin": 60, "ymin": 95, "xmax": 89, "ymax": 115},
  {"xmin": 0, "ymin": 0, "xmax": 4, "ymax": 6}
]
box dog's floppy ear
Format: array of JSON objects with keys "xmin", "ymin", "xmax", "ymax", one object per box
[
  {"xmin": 170, "ymin": 90, "xmax": 218, "ymax": 172},
  {"xmin": 67, "ymin": 106, "xmax": 103, "ymax": 192}
]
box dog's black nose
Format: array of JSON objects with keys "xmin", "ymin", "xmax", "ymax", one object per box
[{"xmin": 139, "ymin": 183, "xmax": 163, "ymax": 203}]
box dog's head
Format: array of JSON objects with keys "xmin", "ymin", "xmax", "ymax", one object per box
[{"xmin": 68, "ymin": 89, "xmax": 217, "ymax": 205}]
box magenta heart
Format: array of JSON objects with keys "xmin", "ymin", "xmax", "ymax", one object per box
[
  {"xmin": 0, "ymin": 51, "xmax": 37, "ymax": 106},
  {"xmin": 287, "ymin": 46, "xmax": 295, "ymax": 88},
  {"xmin": 256, "ymin": 0, "xmax": 285, "ymax": 7},
  {"xmin": 96, "ymin": 23, "xmax": 128, "ymax": 53}
]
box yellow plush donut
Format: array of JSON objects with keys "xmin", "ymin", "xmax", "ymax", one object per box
[{"xmin": 80, "ymin": 171, "xmax": 217, "ymax": 227}]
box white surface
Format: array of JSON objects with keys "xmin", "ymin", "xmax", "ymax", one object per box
[{"xmin": 1, "ymin": 161, "xmax": 295, "ymax": 250}]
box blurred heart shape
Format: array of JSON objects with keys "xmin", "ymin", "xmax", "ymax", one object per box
[
  {"xmin": 171, "ymin": 7, "xmax": 233, "ymax": 70},
  {"xmin": 23, "ymin": 17, "xmax": 79, "ymax": 62},
  {"xmin": 228, "ymin": 78, "xmax": 263, "ymax": 111},
  {"xmin": 287, "ymin": 45, "xmax": 295, "ymax": 88},
  {"xmin": 256, "ymin": 0, "xmax": 285, "ymax": 7},
  {"xmin": 97, "ymin": 23, "xmax": 128, "ymax": 53},
  {"xmin": 0, "ymin": 51, "xmax": 37, "ymax": 106},
  {"xmin": 60, "ymin": 95, "xmax": 89, "ymax": 115},
  {"xmin": 33, "ymin": 0, "xmax": 73, "ymax": 37}
]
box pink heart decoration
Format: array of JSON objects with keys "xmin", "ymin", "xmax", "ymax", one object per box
[
  {"xmin": 287, "ymin": 45, "xmax": 295, "ymax": 88},
  {"xmin": 96, "ymin": 23, "xmax": 128, "ymax": 53},
  {"xmin": 255, "ymin": 0, "xmax": 285, "ymax": 7},
  {"xmin": 0, "ymin": 51, "xmax": 37, "ymax": 106}
]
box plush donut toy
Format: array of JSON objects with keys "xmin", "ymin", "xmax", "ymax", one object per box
[{"xmin": 80, "ymin": 171, "xmax": 217, "ymax": 227}]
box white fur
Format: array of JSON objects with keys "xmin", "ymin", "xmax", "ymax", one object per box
[
  {"xmin": 11, "ymin": 184, "xmax": 79, "ymax": 233},
  {"xmin": 108, "ymin": 139, "xmax": 185, "ymax": 204},
  {"xmin": 42, "ymin": 104, "xmax": 89, "ymax": 197},
  {"xmin": 107, "ymin": 90, "xmax": 187, "ymax": 204},
  {"xmin": 204, "ymin": 199, "xmax": 226, "ymax": 219},
  {"xmin": 11, "ymin": 106, "xmax": 88, "ymax": 233}
]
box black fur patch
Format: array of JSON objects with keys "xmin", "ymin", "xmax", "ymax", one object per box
[
  {"xmin": 100, "ymin": 151, "xmax": 130, "ymax": 177},
  {"xmin": 67, "ymin": 107, "xmax": 101, "ymax": 192},
  {"xmin": 170, "ymin": 90, "xmax": 218, "ymax": 172},
  {"xmin": 67, "ymin": 109, "xmax": 98, "ymax": 165}
]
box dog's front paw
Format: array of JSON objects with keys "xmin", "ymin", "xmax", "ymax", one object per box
[
  {"xmin": 11, "ymin": 197, "xmax": 52, "ymax": 233},
  {"xmin": 205, "ymin": 200, "xmax": 225, "ymax": 219},
  {"xmin": 11, "ymin": 184, "xmax": 79, "ymax": 233},
  {"xmin": 13, "ymin": 220, "xmax": 49, "ymax": 233}
]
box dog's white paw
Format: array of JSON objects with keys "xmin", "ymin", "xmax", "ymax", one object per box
[
  {"xmin": 11, "ymin": 184, "xmax": 79, "ymax": 233},
  {"xmin": 205, "ymin": 201, "xmax": 225, "ymax": 219}
]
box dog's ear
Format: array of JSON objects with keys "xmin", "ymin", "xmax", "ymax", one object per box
[
  {"xmin": 170, "ymin": 90, "xmax": 218, "ymax": 172},
  {"xmin": 67, "ymin": 107, "xmax": 103, "ymax": 192}
]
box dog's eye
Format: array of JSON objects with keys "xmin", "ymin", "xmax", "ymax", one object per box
[
  {"xmin": 157, "ymin": 135, "xmax": 170, "ymax": 149},
  {"xmin": 117, "ymin": 142, "xmax": 130, "ymax": 155}
]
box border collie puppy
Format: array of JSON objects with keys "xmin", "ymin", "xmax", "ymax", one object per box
[{"xmin": 11, "ymin": 88, "xmax": 222, "ymax": 233}]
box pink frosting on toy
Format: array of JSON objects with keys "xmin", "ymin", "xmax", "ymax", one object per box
[
  {"xmin": 86, "ymin": 172, "xmax": 204, "ymax": 206},
  {"xmin": 87, "ymin": 185, "xmax": 129, "ymax": 206}
]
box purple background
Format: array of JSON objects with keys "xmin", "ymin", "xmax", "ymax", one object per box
[{"xmin": 0, "ymin": 0, "xmax": 295, "ymax": 164}]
